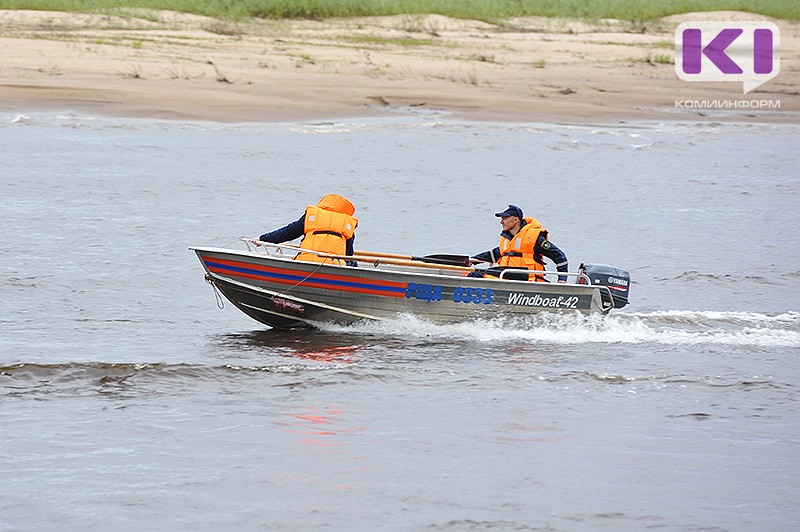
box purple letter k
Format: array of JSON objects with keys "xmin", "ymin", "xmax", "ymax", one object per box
[
  {"xmin": 703, "ymin": 28, "xmax": 743, "ymax": 74},
  {"xmin": 682, "ymin": 28, "xmax": 743, "ymax": 74}
]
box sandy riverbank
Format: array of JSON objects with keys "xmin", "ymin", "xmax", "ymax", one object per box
[{"xmin": 1, "ymin": 9, "xmax": 797, "ymax": 123}]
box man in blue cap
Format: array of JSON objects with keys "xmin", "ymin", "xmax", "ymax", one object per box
[{"xmin": 470, "ymin": 204, "xmax": 569, "ymax": 282}]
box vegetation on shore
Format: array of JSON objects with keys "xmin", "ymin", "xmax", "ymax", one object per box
[{"xmin": 1, "ymin": 0, "xmax": 798, "ymax": 22}]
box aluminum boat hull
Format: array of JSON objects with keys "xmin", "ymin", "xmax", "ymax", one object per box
[{"xmin": 192, "ymin": 247, "xmax": 616, "ymax": 329}]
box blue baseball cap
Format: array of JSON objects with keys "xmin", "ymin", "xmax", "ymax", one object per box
[{"xmin": 495, "ymin": 205, "xmax": 523, "ymax": 219}]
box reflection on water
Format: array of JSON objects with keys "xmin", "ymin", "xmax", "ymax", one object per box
[
  {"xmin": 209, "ymin": 329, "xmax": 366, "ymax": 366},
  {"xmin": 212, "ymin": 328, "xmax": 363, "ymax": 354},
  {"xmin": 281, "ymin": 405, "xmax": 364, "ymax": 447},
  {"xmin": 288, "ymin": 346, "xmax": 358, "ymax": 364}
]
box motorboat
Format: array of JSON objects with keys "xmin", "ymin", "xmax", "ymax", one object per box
[{"xmin": 191, "ymin": 240, "xmax": 630, "ymax": 329}]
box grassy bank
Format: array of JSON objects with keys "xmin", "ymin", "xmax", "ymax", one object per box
[{"xmin": 1, "ymin": 0, "xmax": 798, "ymax": 21}]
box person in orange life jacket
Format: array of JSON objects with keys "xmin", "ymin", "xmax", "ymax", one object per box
[
  {"xmin": 469, "ymin": 204, "xmax": 569, "ymax": 282},
  {"xmin": 258, "ymin": 194, "xmax": 358, "ymax": 265}
]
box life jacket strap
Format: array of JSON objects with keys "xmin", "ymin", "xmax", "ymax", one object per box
[{"xmin": 312, "ymin": 230, "xmax": 345, "ymax": 238}]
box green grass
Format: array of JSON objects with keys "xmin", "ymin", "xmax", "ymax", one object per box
[{"xmin": 1, "ymin": 0, "xmax": 797, "ymax": 22}]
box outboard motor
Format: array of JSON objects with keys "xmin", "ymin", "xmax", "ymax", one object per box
[{"xmin": 578, "ymin": 263, "xmax": 631, "ymax": 309}]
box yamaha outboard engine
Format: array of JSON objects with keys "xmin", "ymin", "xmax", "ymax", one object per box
[{"xmin": 578, "ymin": 263, "xmax": 631, "ymax": 309}]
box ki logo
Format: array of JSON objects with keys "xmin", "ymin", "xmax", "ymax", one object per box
[{"xmin": 675, "ymin": 21, "xmax": 780, "ymax": 94}]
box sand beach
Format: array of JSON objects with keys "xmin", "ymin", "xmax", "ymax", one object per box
[{"xmin": 1, "ymin": 9, "xmax": 798, "ymax": 123}]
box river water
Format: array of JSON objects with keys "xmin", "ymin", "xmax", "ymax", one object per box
[{"xmin": 1, "ymin": 111, "xmax": 798, "ymax": 531}]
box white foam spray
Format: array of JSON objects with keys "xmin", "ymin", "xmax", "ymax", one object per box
[{"xmin": 320, "ymin": 311, "xmax": 800, "ymax": 347}]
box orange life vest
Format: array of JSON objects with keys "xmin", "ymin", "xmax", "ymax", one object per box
[
  {"xmin": 497, "ymin": 217, "xmax": 548, "ymax": 282},
  {"xmin": 295, "ymin": 195, "xmax": 358, "ymax": 264}
]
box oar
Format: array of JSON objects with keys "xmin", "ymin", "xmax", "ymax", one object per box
[
  {"xmin": 251, "ymin": 241, "xmax": 472, "ymax": 267},
  {"xmin": 303, "ymin": 252, "xmax": 534, "ymax": 279},
  {"xmin": 309, "ymin": 251, "xmax": 474, "ymax": 272},
  {"xmin": 355, "ymin": 250, "xmax": 472, "ymax": 267},
  {"xmin": 252, "ymin": 240, "xmax": 546, "ymax": 279}
]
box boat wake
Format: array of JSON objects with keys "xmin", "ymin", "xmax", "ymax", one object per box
[
  {"xmin": 319, "ymin": 310, "xmax": 800, "ymax": 347},
  {"xmin": 3, "ymin": 311, "xmax": 796, "ymax": 396}
]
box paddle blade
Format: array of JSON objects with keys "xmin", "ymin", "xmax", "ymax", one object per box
[{"xmin": 418, "ymin": 254, "xmax": 472, "ymax": 267}]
